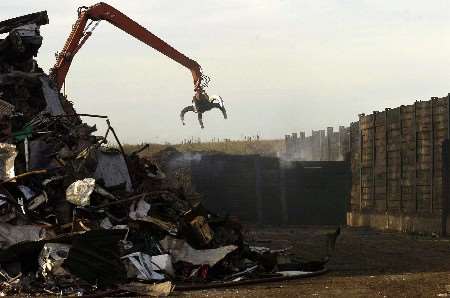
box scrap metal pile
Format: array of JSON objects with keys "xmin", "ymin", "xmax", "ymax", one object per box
[{"xmin": 0, "ymin": 11, "xmax": 329, "ymax": 297}]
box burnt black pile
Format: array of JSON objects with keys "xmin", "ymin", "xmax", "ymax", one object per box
[{"xmin": 0, "ymin": 11, "xmax": 331, "ymax": 296}]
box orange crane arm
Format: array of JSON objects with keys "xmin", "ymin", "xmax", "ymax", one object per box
[{"xmin": 50, "ymin": 2, "xmax": 205, "ymax": 92}]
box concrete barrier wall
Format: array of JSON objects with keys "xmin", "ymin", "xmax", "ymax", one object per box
[
  {"xmin": 284, "ymin": 126, "xmax": 350, "ymax": 161},
  {"xmin": 189, "ymin": 154, "xmax": 350, "ymax": 225}
]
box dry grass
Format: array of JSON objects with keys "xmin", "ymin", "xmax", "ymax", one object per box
[{"xmin": 123, "ymin": 139, "xmax": 284, "ymax": 157}]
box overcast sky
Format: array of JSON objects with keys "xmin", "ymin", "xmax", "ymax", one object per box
[{"xmin": 1, "ymin": 1, "xmax": 450, "ymax": 143}]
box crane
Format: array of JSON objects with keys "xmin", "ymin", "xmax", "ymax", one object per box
[{"xmin": 49, "ymin": 2, "xmax": 226, "ymax": 128}]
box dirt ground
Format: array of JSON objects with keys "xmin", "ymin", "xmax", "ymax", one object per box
[{"xmin": 177, "ymin": 226, "xmax": 450, "ymax": 298}]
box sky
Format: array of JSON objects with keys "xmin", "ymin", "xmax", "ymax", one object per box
[{"xmin": 1, "ymin": 1, "xmax": 450, "ymax": 144}]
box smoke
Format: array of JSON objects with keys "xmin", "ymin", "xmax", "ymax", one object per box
[
  {"xmin": 278, "ymin": 158, "xmax": 296, "ymax": 170},
  {"xmin": 167, "ymin": 152, "xmax": 203, "ymax": 170}
]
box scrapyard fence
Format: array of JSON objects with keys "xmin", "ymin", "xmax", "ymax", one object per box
[{"xmin": 348, "ymin": 94, "xmax": 450, "ymax": 235}]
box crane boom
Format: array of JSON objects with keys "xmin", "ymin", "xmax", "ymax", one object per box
[{"xmin": 50, "ymin": 2, "xmax": 204, "ymax": 92}]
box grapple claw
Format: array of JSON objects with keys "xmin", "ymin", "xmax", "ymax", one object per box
[{"xmin": 180, "ymin": 93, "xmax": 227, "ymax": 128}]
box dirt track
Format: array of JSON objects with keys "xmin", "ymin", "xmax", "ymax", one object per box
[{"xmin": 178, "ymin": 226, "xmax": 450, "ymax": 297}]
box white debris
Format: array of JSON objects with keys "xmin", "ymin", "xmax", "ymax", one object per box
[
  {"xmin": 121, "ymin": 252, "xmax": 174, "ymax": 280},
  {"xmin": 129, "ymin": 199, "xmax": 151, "ymax": 220},
  {"xmin": 160, "ymin": 236, "xmax": 237, "ymax": 266},
  {"xmin": 66, "ymin": 178, "xmax": 96, "ymax": 206}
]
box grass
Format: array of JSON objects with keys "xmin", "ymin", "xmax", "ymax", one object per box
[{"xmin": 122, "ymin": 139, "xmax": 284, "ymax": 157}]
